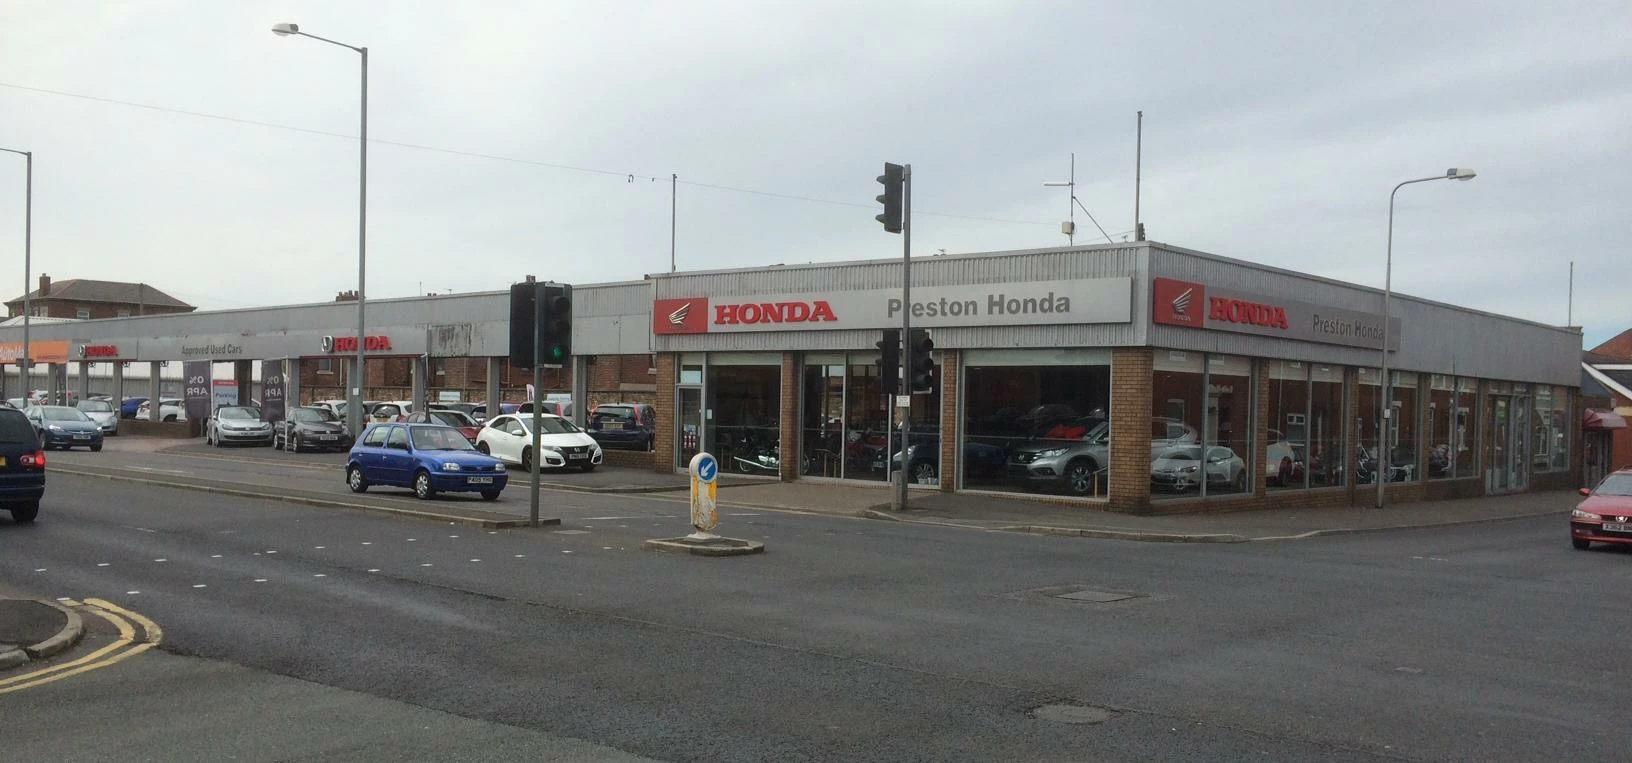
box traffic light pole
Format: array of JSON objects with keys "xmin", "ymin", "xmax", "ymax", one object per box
[
  {"xmin": 529, "ymin": 282, "xmax": 544, "ymax": 528},
  {"xmin": 894, "ymin": 164, "xmax": 913, "ymax": 513}
]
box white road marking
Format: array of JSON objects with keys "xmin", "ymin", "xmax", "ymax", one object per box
[
  {"xmin": 210, "ymin": 555, "xmax": 222, "ymax": 559},
  {"xmin": 554, "ymin": 530, "xmax": 590, "ymax": 535},
  {"xmin": 315, "ymin": 546, "xmax": 326, "ymax": 549},
  {"xmin": 126, "ymin": 591, "xmax": 140, "ymax": 595},
  {"xmin": 469, "ymin": 559, "xmax": 481, "ymax": 563},
  {"xmin": 407, "ymin": 538, "xmax": 417, "ymax": 542},
  {"xmin": 361, "ymin": 542, "xmax": 372, "ymax": 545},
  {"xmin": 602, "ymin": 547, "xmax": 612, "ymax": 550},
  {"xmin": 728, "ymin": 513, "xmax": 762, "ymax": 516},
  {"xmin": 192, "ymin": 584, "xmax": 207, "ymax": 589},
  {"xmin": 421, "ymin": 563, "xmax": 433, "ymax": 567},
  {"xmin": 313, "ymin": 574, "xmax": 327, "ymax": 578},
  {"xmin": 561, "ymin": 550, "xmax": 573, "ymax": 554},
  {"xmin": 584, "ymin": 516, "xmax": 636, "ymax": 520},
  {"xmin": 132, "ymin": 527, "xmax": 157, "ymax": 533},
  {"xmin": 514, "ymin": 554, "xmax": 526, "ymax": 558},
  {"xmin": 367, "ymin": 569, "xmax": 380, "ymax": 573},
  {"xmin": 253, "ymin": 579, "xmax": 267, "ymax": 583},
  {"xmin": 449, "ymin": 535, "xmax": 460, "ymax": 538},
  {"xmin": 265, "ymin": 550, "xmax": 277, "ymax": 555},
  {"xmin": 154, "ymin": 558, "xmax": 167, "ymax": 563},
  {"xmin": 97, "ymin": 563, "xmax": 110, "ymax": 567},
  {"xmin": 34, "ymin": 568, "xmax": 46, "ymax": 572}
]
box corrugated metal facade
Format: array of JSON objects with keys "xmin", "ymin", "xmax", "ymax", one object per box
[
  {"xmin": 651, "ymin": 244, "xmax": 1146, "ymax": 352},
  {"xmin": 1147, "ymin": 244, "xmax": 1580, "ymax": 385}
]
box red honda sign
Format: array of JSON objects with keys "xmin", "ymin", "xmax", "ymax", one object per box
[
  {"xmin": 653, "ymin": 297, "xmax": 844, "ymax": 335},
  {"xmin": 653, "ymin": 298, "xmax": 709, "ymax": 335},
  {"xmin": 1152, "ymin": 278, "xmax": 1205, "ymax": 327},
  {"xmin": 79, "ymin": 344, "xmax": 120, "ymax": 359},
  {"xmin": 322, "ymin": 335, "xmax": 393, "ymax": 353}
]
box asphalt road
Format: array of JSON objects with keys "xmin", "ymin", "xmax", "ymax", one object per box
[{"xmin": 3, "ymin": 471, "xmax": 1631, "ymax": 761}]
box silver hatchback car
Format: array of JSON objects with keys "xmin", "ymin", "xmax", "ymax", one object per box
[{"xmin": 1007, "ymin": 417, "xmax": 1199, "ymax": 496}]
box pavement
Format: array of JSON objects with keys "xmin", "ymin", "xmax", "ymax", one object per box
[{"xmin": 3, "ymin": 472, "xmax": 1630, "ymax": 761}]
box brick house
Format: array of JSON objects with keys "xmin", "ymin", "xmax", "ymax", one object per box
[
  {"xmin": 1581, "ymin": 329, "xmax": 1632, "ymax": 485},
  {"xmin": 5, "ymin": 274, "xmax": 194, "ymax": 320}
]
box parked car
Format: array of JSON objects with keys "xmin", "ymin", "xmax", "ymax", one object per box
[
  {"xmin": 405, "ymin": 409, "xmax": 481, "ymax": 443},
  {"xmin": 1266, "ymin": 429, "xmax": 1305, "ymax": 487},
  {"xmin": 1150, "ymin": 444, "xmax": 1248, "ymax": 493},
  {"xmin": 477, "ymin": 413, "xmax": 602, "ymax": 472},
  {"xmin": 368, "ymin": 401, "xmax": 413, "ymax": 423},
  {"xmin": 1006, "ymin": 416, "xmax": 1198, "ymax": 497},
  {"xmin": 1570, "ymin": 468, "xmax": 1632, "ymax": 550},
  {"xmin": 75, "ymin": 399, "xmax": 120, "ymax": 436},
  {"xmin": 0, "ymin": 406, "xmax": 46, "ymax": 523},
  {"xmin": 586, "ymin": 403, "xmax": 657, "ymax": 452},
  {"xmin": 135, "ymin": 399, "xmax": 186, "ymax": 422},
  {"xmin": 889, "ymin": 434, "xmax": 1007, "ymax": 484},
  {"xmin": 431, "ymin": 402, "xmax": 480, "ymax": 420},
  {"xmin": 346, "ymin": 423, "xmax": 509, "ymax": 500},
  {"xmin": 25, "ymin": 404, "xmax": 104, "ymax": 451},
  {"xmin": 517, "ymin": 400, "xmax": 574, "ymax": 418},
  {"xmin": 120, "ymin": 397, "xmax": 149, "ymax": 419},
  {"xmin": 206, "ymin": 405, "xmax": 274, "ymax": 447},
  {"xmin": 274, "ymin": 406, "xmax": 353, "ymax": 452},
  {"xmin": 6, "ymin": 398, "xmax": 27, "ymax": 410}
]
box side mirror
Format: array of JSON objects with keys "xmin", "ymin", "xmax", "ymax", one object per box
[{"xmin": 1578, "ymin": 487, "xmax": 1592, "ymax": 497}]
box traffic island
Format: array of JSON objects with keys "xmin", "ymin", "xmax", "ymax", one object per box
[
  {"xmin": 643, "ymin": 534, "xmax": 765, "ymax": 557},
  {"xmin": 0, "ymin": 598, "xmax": 85, "ymax": 671}
]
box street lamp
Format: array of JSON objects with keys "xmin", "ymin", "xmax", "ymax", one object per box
[
  {"xmin": 270, "ymin": 22, "xmax": 369, "ymax": 437},
  {"xmin": 1376, "ymin": 167, "xmax": 1476, "ymax": 509},
  {"xmin": 0, "ymin": 147, "xmax": 31, "ymax": 397},
  {"xmin": 1043, "ymin": 152, "xmax": 1114, "ymax": 245}
]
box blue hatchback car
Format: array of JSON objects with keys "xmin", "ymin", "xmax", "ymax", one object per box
[{"xmin": 346, "ymin": 423, "xmax": 509, "ymax": 500}]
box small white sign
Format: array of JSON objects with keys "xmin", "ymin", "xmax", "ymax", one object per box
[
  {"xmin": 437, "ymin": 390, "xmax": 462, "ymax": 403},
  {"xmin": 895, "ymin": 395, "xmax": 912, "ymax": 408}
]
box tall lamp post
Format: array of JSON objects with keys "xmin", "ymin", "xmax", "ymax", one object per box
[
  {"xmin": 1376, "ymin": 167, "xmax": 1476, "ymax": 509},
  {"xmin": 271, "ymin": 22, "xmax": 368, "ymax": 437},
  {"xmin": 0, "ymin": 147, "xmax": 31, "ymax": 396}
]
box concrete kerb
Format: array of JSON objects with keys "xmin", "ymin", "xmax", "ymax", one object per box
[
  {"xmin": 1247, "ymin": 508, "xmax": 1566, "ymax": 542},
  {"xmin": 52, "ymin": 467, "xmax": 544, "ymax": 529},
  {"xmin": 25, "ymin": 599, "xmax": 85, "ymax": 659}
]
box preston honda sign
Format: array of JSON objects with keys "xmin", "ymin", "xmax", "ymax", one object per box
[
  {"xmin": 1152, "ymin": 277, "xmax": 1400, "ymax": 350},
  {"xmin": 653, "ymin": 277, "xmax": 1131, "ymax": 334}
]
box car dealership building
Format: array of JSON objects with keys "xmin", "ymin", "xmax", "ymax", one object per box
[{"xmin": 0, "ymin": 242, "xmax": 1583, "ymax": 514}]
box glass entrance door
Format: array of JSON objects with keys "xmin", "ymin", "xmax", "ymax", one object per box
[
  {"xmin": 677, "ymin": 387, "xmax": 703, "ymax": 468},
  {"xmin": 1487, "ymin": 396, "xmax": 1509, "ymax": 492}
]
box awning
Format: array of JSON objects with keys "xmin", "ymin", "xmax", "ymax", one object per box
[{"xmin": 1584, "ymin": 409, "xmax": 1628, "ymax": 431}]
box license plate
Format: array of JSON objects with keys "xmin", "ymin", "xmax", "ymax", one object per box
[
  {"xmin": 1603, "ymin": 522, "xmax": 1632, "ymax": 533},
  {"xmin": 467, "ymin": 476, "xmax": 494, "ymax": 485},
  {"xmin": 568, "ymin": 453, "xmax": 587, "ymax": 460},
  {"xmin": 320, "ymin": 435, "xmax": 338, "ymax": 441},
  {"xmin": 74, "ymin": 434, "xmax": 92, "ymax": 440}
]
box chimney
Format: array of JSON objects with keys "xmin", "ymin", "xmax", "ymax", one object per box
[
  {"xmin": 38, "ymin": 274, "xmax": 50, "ymax": 296},
  {"xmin": 335, "ymin": 290, "xmax": 358, "ymax": 302}
]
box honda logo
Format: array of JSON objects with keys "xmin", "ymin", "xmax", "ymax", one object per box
[
  {"xmin": 668, "ymin": 302, "xmax": 691, "ymax": 326},
  {"xmin": 1171, "ymin": 288, "xmax": 1193, "ymax": 317},
  {"xmin": 320, "ymin": 335, "xmax": 335, "ymax": 353}
]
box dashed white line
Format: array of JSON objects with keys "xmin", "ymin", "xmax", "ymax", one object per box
[
  {"xmin": 514, "ymin": 554, "xmax": 526, "ymax": 558},
  {"xmin": 315, "ymin": 546, "xmax": 326, "ymax": 549},
  {"xmin": 126, "ymin": 591, "xmax": 140, "ymax": 595},
  {"xmin": 154, "ymin": 559, "xmax": 167, "ymax": 563},
  {"xmin": 367, "ymin": 569, "xmax": 380, "ymax": 573},
  {"xmin": 192, "ymin": 584, "xmax": 207, "ymax": 589},
  {"xmin": 265, "ymin": 550, "xmax": 278, "ymax": 555},
  {"xmin": 34, "ymin": 568, "xmax": 46, "ymax": 572},
  {"xmin": 97, "ymin": 563, "xmax": 110, "ymax": 567},
  {"xmin": 561, "ymin": 550, "xmax": 573, "ymax": 554},
  {"xmin": 313, "ymin": 573, "xmax": 327, "ymax": 578},
  {"xmin": 362, "ymin": 542, "xmax": 372, "ymax": 545},
  {"xmin": 407, "ymin": 538, "xmax": 417, "ymax": 542},
  {"xmin": 210, "ymin": 555, "xmax": 222, "ymax": 559},
  {"xmin": 469, "ymin": 559, "xmax": 481, "ymax": 563},
  {"xmin": 449, "ymin": 535, "xmax": 460, "ymax": 538},
  {"xmin": 253, "ymin": 579, "xmax": 267, "ymax": 583},
  {"xmin": 421, "ymin": 563, "xmax": 433, "ymax": 567}
]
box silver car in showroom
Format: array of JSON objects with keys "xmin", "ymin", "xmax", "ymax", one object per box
[{"xmin": 1007, "ymin": 417, "xmax": 1198, "ymax": 496}]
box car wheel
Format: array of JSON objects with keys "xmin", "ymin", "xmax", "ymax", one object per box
[
  {"xmin": 912, "ymin": 461, "xmax": 938, "ymax": 484},
  {"xmin": 1063, "ymin": 459, "xmax": 1099, "ymax": 496},
  {"xmin": 346, "ymin": 465, "xmax": 368, "ymax": 493},
  {"xmin": 579, "ymin": 463, "xmax": 597, "ymax": 472},
  {"xmin": 1233, "ymin": 469, "xmax": 1248, "ymax": 494},
  {"xmin": 476, "ymin": 442, "xmax": 491, "ymax": 455},
  {"xmin": 1572, "ymin": 538, "xmax": 1591, "ymax": 550},
  {"xmin": 9, "ymin": 501, "xmax": 39, "ymax": 524},
  {"xmin": 480, "ymin": 490, "xmax": 501, "ymax": 501},
  {"xmin": 413, "ymin": 470, "xmax": 436, "ymax": 500},
  {"xmin": 521, "ymin": 447, "xmax": 533, "ymax": 472},
  {"xmin": 291, "ymin": 433, "xmax": 303, "ymax": 454},
  {"xmin": 90, "ymin": 442, "xmax": 103, "ymax": 453}
]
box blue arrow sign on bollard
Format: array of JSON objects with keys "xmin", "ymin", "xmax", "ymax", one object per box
[{"xmin": 689, "ymin": 452, "xmax": 719, "ymax": 536}]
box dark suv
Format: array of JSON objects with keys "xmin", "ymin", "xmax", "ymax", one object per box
[
  {"xmin": 0, "ymin": 407, "xmax": 46, "ymax": 523},
  {"xmin": 587, "ymin": 403, "xmax": 657, "ymax": 451}
]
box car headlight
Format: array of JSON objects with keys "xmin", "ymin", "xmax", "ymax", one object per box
[
  {"xmin": 541, "ymin": 445, "xmax": 562, "ymax": 453},
  {"xmin": 1034, "ymin": 448, "xmax": 1068, "ymax": 458},
  {"xmin": 47, "ymin": 424, "xmax": 63, "ymax": 432},
  {"xmin": 494, "ymin": 463, "xmax": 507, "ymax": 472},
  {"xmin": 441, "ymin": 462, "xmax": 462, "ymax": 472},
  {"xmin": 1572, "ymin": 508, "xmax": 1599, "ymax": 520},
  {"xmin": 1180, "ymin": 465, "xmax": 1198, "ymax": 473}
]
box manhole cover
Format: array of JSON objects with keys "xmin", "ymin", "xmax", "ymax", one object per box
[
  {"xmin": 1032, "ymin": 703, "xmax": 1118, "ymax": 724},
  {"xmin": 1055, "ymin": 589, "xmax": 1135, "ymax": 603}
]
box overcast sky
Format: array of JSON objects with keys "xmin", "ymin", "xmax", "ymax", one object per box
[{"xmin": 1, "ymin": 1, "xmax": 1628, "ymax": 347}]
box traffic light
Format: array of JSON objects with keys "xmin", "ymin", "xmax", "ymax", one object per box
[
  {"xmin": 540, "ymin": 283, "xmax": 573, "ymax": 366},
  {"xmin": 876, "ymin": 328, "xmax": 900, "ymax": 394},
  {"xmin": 909, "ymin": 328, "xmax": 935, "ymax": 393},
  {"xmin": 875, "ymin": 162, "xmax": 903, "ymax": 234},
  {"xmin": 508, "ymin": 281, "xmax": 538, "ymax": 368}
]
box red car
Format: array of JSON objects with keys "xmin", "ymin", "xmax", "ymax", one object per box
[
  {"xmin": 1571, "ymin": 468, "xmax": 1632, "ymax": 550},
  {"xmin": 404, "ymin": 410, "xmax": 482, "ymax": 443}
]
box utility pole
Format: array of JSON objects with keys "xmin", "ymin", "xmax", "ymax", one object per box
[
  {"xmin": 897, "ymin": 165, "xmax": 913, "ymax": 513},
  {"xmin": 1134, "ymin": 110, "xmax": 1145, "ymax": 241}
]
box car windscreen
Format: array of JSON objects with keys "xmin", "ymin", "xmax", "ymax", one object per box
[
  {"xmin": 592, "ymin": 407, "xmax": 634, "ymax": 424},
  {"xmin": 0, "ymin": 410, "xmax": 36, "ymax": 443},
  {"xmin": 410, "ymin": 426, "xmax": 476, "ymax": 451},
  {"xmin": 1596, "ymin": 474, "xmax": 1632, "ymax": 497},
  {"xmin": 431, "ymin": 411, "xmax": 476, "ymax": 427},
  {"xmin": 292, "ymin": 408, "xmax": 337, "ymax": 423},
  {"xmin": 536, "ymin": 417, "xmax": 581, "ymax": 434},
  {"xmin": 43, "ymin": 407, "xmax": 91, "ymax": 422},
  {"xmin": 218, "ymin": 407, "xmax": 258, "ymax": 420},
  {"xmin": 78, "ymin": 401, "xmax": 114, "ymax": 413}
]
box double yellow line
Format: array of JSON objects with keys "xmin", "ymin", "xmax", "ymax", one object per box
[{"xmin": 0, "ymin": 598, "xmax": 163, "ymax": 695}]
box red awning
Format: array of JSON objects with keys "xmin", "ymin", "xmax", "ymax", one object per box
[{"xmin": 1584, "ymin": 409, "xmax": 1628, "ymax": 431}]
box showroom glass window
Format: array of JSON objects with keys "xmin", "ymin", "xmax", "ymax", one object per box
[
  {"xmin": 1267, "ymin": 360, "xmax": 1309, "ymax": 490},
  {"xmin": 1308, "ymin": 364, "xmax": 1345, "ymax": 488},
  {"xmin": 1150, "ymin": 351, "xmax": 1205, "ymax": 501},
  {"xmin": 799, "ymin": 351, "xmax": 939, "ymax": 484},
  {"xmin": 706, "ymin": 355, "xmax": 781, "ymax": 477},
  {"xmin": 675, "ymin": 358, "xmax": 704, "ymax": 468},
  {"xmin": 961, "ymin": 349, "xmax": 1110, "ymax": 497},
  {"xmin": 1354, "ymin": 367, "xmax": 1381, "ymax": 484},
  {"xmin": 1427, "ymin": 375, "xmax": 1455, "ymax": 479},
  {"xmin": 1455, "ymin": 377, "xmax": 1477, "ymax": 477},
  {"xmin": 1389, "ymin": 371, "xmax": 1421, "ymax": 481},
  {"xmin": 1204, "ymin": 355, "xmax": 1254, "ymax": 495},
  {"xmin": 1533, "ymin": 385, "xmax": 1570, "ymax": 473},
  {"xmin": 801, "ymin": 355, "xmax": 846, "ymax": 478}
]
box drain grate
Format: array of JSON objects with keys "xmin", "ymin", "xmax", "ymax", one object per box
[{"xmin": 1054, "ymin": 589, "xmax": 1136, "ymax": 603}]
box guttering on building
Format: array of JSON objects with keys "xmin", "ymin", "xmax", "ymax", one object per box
[{"xmin": 0, "ymin": 242, "xmax": 1582, "ymax": 514}]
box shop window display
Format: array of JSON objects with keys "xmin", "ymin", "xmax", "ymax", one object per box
[
  {"xmin": 707, "ymin": 364, "xmax": 781, "ymax": 476},
  {"xmin": 1455, "ymin": 377, "xmax": 1477, "ymax": 477},
  {"xmin": 963, "ymin": 353, "xmax": 1110, "ymax": 496},
  {"xmin": 1309, "ymin": 365, "xmax": 1345, "ymax": 487},
  {"xmin": 798, "ymin": 352, "xmax": 939, "ymax": 484},
  {"xmin": 1267, "ymin": 361, "xmax": 1309, "ymax": 490},
  {"xmin": 1427, "ymin": 375, "xmax": 1455, "ymax": 479},
  {"xmin": 1533, "ymin": 385, "xmax": 1570, "ymax": 473},
  {"xmin": 1149, "ymin": 351, "xmax": 1206, "ymax": 499},
  {"xmin": 1355, "ymin": 368, "xmax": 1383, "ymax": 485},
  {"xmin": 1389, "ymin": 371, "xmax": 1421, "ymax": 481},
  {"xmin": 1203, "ymin": 355, "xmax": 1253, "ymax": 495}
]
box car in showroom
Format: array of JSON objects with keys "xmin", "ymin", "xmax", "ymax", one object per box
[
  {"xmin": 1149, "ymin": 444, "xmax": 1249, "ymax": 493},
  {"xmin": 1570, "ymin": 468, "xmax": 1632, "ymax": 550},
  {"xmin": 24, "ymin": 404, "xmax": 104, "ymax": 451},
  {"xmin": 0, "ymin": 406, "xmax": 47, "ymax": 523},
  {"xmin": 274, "ymin": 406, "xmax": 353, "ymax": 452},
  {"xmin": 346, "ymin": 423, "xmax": 508, "ymax": 500},
  {"xmin": 404, "ymin": 409, "xmax": 482, "ymax": 443},
  {"xmin": 120, "ymin": 396, "xmax": 149, "ymax": 419},
  {"xmin": 135, "ymin": 398, "xmax": 186, "ymax": 422},
  {"xmin": 477, "ymin": 413, "xmax": 602, "ymax": 472},
  {"xmin": 1004, "ymin": 417, "xmax": 1202, "ymax": 497},
  {"xmin": 206, "ymin": 405, "xmax": 274, "ymax": 447},
  {"xmin": 76, "ymin": 399, "xmax": 120, "ymax": 436},
  {"xmin": 586, "ymin": 403, "xmax": 657, "ymax": 452}
]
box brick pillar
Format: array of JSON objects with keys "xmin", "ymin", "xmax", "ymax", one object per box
[
  {"xmin": 1109, "ymin": 347, "xmax": 1153, "ymax": 512},
  {"xmin": 778, "ymin": 352, "xmax": 800, "ymax": 482},
  {"xmin": 938, "ymin": 349, "xmax": 959, "ymax": 492},
  {"xmin": 653, "ymin": 353, "xmax": 676, "ymax": 474},
  {"xmin": 1254, "ymin": 360, "xmax": 1269, "ymax": 497}
]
